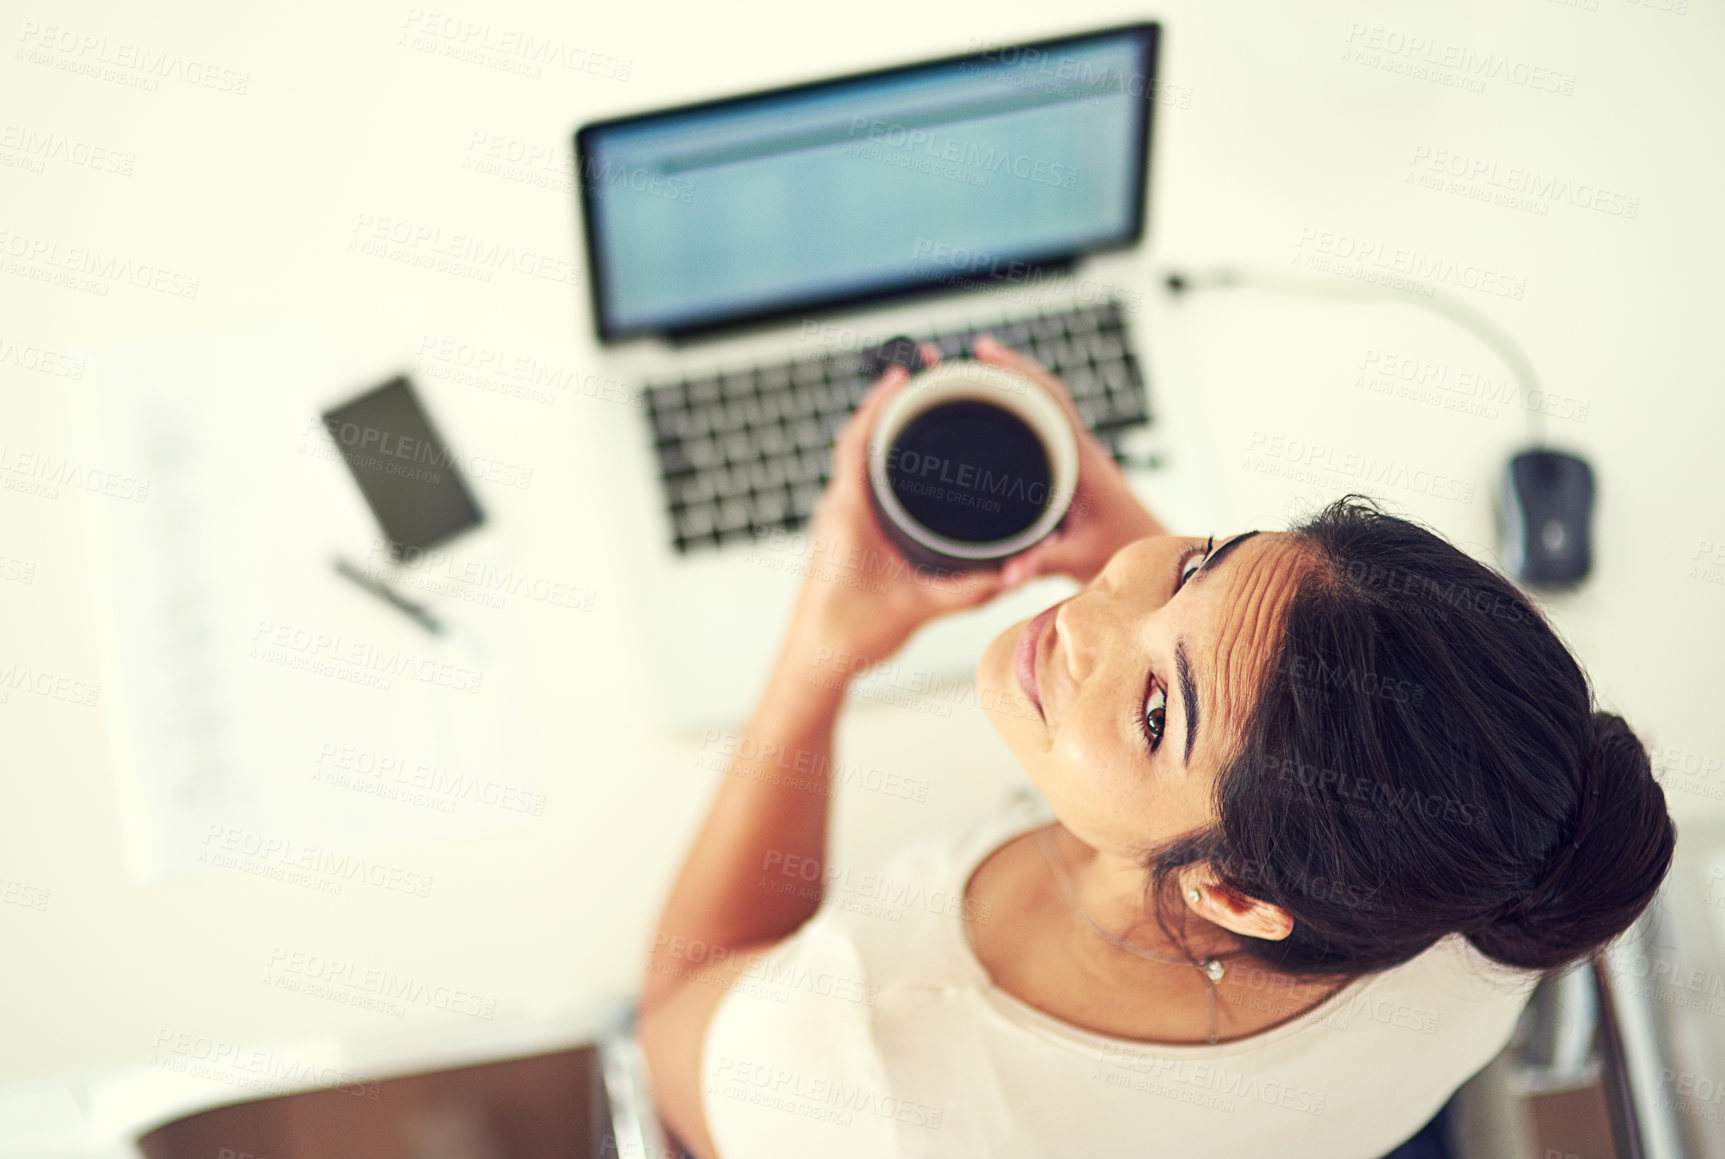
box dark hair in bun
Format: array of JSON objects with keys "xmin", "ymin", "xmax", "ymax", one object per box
[
  {"xmin": 1142, "ymin": 496, "xmax": 1677, "ymax": 977},
  {"xmin": 1466, "ymin": 711, "xmax": 1674, "ymax": 971}
]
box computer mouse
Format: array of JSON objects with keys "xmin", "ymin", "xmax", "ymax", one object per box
[{"xmin": 1499, "ymin": 449, "xmax": 1595, "ymax": 587}]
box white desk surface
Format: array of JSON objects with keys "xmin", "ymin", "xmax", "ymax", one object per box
[{"xmin": 4, "ymin": 0, "xmax": 1724, "ymax": 1152}]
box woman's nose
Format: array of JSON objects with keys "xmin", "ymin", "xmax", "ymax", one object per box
[
  {"xmin": 1057, "ymin": 538, "xmax": 1166, "ymax": 682},
  {"xmin": 1053, "ymin": 591, "xmax": 1108, "ymax": 685}
]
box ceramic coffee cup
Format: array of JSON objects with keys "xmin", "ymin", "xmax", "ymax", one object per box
[{"xmin": 866, "ymin": 360, "xmax": 1078, "ymax": 573}]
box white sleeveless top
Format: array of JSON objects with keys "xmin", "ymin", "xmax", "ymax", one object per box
[{"xmin": 700, "ymin": 791, "xmax": 1538, "ymax": 1158}]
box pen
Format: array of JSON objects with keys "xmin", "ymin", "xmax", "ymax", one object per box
[{"xmin": 331, "ymin": 557, "xmax": 444, "ymax": 635}]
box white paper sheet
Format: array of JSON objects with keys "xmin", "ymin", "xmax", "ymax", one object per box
[{"xmin": 69, "ymin": 315, "xmax": 542, "ymax": 887}]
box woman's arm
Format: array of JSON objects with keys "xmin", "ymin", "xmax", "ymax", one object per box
[
  {"xmin": 637, "ymin": 603, "xmax": 850, "ymax": 1014},
  {"xmin": 633, "ymin": 606, "xmax": 855, "ymax": 1159},
  {"xmin": 638, "ymin": 351, "xmax": 1020, "ymax": 1012},
  {"xmin": 637, "ymin": 353, "xmax": 1024, "ymax": 1157}
]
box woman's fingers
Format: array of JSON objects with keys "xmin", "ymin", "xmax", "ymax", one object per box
[
  {"xmin": 1000, "ymin": 528, "xmax": 1077, "ymax": 587},
  {"xmin": 972, "ymin": 334, "xmax": 1055, "ymax": 385},
  {"xmin": 832, "ymin": 365, "xmax": 910, "ymax": 475},
  {"xmin": 919, "ymin": 563, "xmax": 1015, "ymax": 608},
  {"xmin": 971, "ymin": 334, "xmax": 1088, "ymax": 428}
]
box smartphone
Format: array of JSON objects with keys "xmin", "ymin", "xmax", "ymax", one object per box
[{"xmin": 320, "ymin": 375, "xmax": 485, "ymax": 557}]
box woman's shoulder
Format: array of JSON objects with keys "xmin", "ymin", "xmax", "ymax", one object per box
[
  {"xmin": 697, "ymin": 793, "xmax": 1054, "ymax": 1156},
  {"xmin": 1386, "ymin": 933, "xmax": 1544, "ymax": 1010},
  {"xmin": 700, "ymin": 907, "xmax": 903, "ymax": 1156},
  {"xmin": 1292, "ymin": 934, "xmax": 1540, "ymax": 1060}
]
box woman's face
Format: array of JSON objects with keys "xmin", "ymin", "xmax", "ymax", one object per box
[{"xmin": 977, "ymin": 532, "xmax": 1307, "ymax": 861}]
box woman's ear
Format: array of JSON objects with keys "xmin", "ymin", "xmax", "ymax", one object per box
[{"xmin": 1177, "ymin": 865, "xmax": 1294, "ymax": 941}]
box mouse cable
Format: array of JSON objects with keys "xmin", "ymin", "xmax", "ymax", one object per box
[{"xmin": 1161, "ymin": 266, "xmax": 1547, "ymax": 446}]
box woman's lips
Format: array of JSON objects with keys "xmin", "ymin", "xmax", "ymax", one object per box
[{"xmin": 1015, "ymin": 605, "xmax": 1058, "ymax": 719}]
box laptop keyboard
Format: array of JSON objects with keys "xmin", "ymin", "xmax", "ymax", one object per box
[{"xmin": 644, "ymin": 299, "xmax": 1150, "ymax": 553}]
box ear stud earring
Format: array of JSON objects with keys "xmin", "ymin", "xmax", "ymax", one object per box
[{"xmin": 1187, "ymin": 889, "xmax": 1201, "ymax": 903}]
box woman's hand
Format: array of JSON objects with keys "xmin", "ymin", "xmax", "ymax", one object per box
[
  {"xmin": 969, "ymin": 334, "xmax": 1168, "ymax": 588},
  {"xmin": 781, "ymin": 343, "xmax": 1021, "ymax": 670}
]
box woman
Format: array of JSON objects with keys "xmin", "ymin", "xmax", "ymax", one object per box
[{"xmin": 636, "ymin": 336, "xmax": 1676, "ymax": 1159}]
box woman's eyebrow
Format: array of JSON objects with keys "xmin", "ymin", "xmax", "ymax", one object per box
[
  {"xmin": 1188, "ymin": 530, "xmax": 1260, "ymax": 587},
  {"xmin": 1177, "ymin": 641, "xmax": 1198, "ymax": 765},
  {"xmin": 1179, "ymin": 530, "xmax": 1261, "ymax": 765}
]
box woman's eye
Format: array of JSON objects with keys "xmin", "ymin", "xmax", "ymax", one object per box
[
  {"xmin": 1142, "ymin": 683, "xmax": 1167, "ymax": 748},
  {"xmin": 1141, "ymin": 538, "xmax": 1210, "ymax": 755},
  {"xmin": 1178, "ymin": 553, "xmax": 1205, "ymax": 589},
  {"xmin": 1176, "ymin": 537, "xmax": 1213, "ymax": 591}
]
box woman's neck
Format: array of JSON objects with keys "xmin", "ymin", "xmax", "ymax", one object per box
[{"xmin": 1046, "ymin": 826, "xmax": 1347, "ymax": 1035}]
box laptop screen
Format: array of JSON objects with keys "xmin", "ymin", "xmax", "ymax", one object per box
[{"xmin": 576, "ymin": 24, "xmax": 1158, "ymax": 341}]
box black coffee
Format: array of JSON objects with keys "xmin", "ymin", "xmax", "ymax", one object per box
[{"xmin": 885, "ymin": 400, "xmax": 1052, "ymax": 543}]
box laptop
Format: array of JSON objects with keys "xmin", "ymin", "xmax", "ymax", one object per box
[{"xmin": 573, "ymin": 22, "xmax": 1213, "ymax": 734}]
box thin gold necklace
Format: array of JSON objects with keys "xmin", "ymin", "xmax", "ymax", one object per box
[{"xmin": 1034, "ymin": 825, "xmax": 1246, "ymax": 1045}]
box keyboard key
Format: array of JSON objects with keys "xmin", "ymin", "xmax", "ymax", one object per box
[
  {"xmin": 684, "ymin": 437, "xmax": 720, "ymax": 470},
  {"xmin": 1065, "ymin": 364, "xmax": 1103, "ymax": 399},
  {"xmin": 715, "ymin": 498, "xmax": 751, "ymax": 532},
  {"xmin": 751, "ymin": 489, "xmax": 790, "ymax": 524},
  {"xmin": 784, "ymin": 386, "xmax": 819, "ymax": 418},
  {"xmin": 674, "ymin": 506, "xmax": 714, "ymax": 538},
  {"xmin": 676, "ymin": 404, "xmax": 712, "ymax": 437},
  {"xmin": 1066, "ymin": 308, "xmax": 1102, "ymax": 334},
  {"xmin": 650, "ymin": 409, "xmax": 687, "ymax": 443},
  {"xmin": 712, "ymin": 464, "xmax": 751, "ymax": 497},
  {"xmin": 1044, "ymin": 339, "xmax": 1079, "ymax": 371},
  {"xmin": 789, "ymin": 481, "xmax": 824, "ymax": 514},
  {"xmin": 1099, "ymin": 361, "xmax": 1130, "ymax": 393},
  {"xmin": 747, "ymin": 460, "xmax": 786, "ymax": 491},
  {"xmin": 817, "ymin": 410, "xmax": 847, "ymax": 441},
  {"xmin": 668, "ymin": 474, "xmax": 715, "ymax": 507},
  {"xmin": 721, "ymin": 431, "xmax": 754, "ymax": 463},
  {"xmin": 1069, "ymin": 331, "xmax": 1107, "ymax": 363},
  {"xmin": 1112, "ymin": 397, "xmax": 1148, "ymax": 425},
  {"xmin": 791, "ymin": 417, "xmax": 824, "ymax": 449},
  {"xmin": 693, "ymin": 403, "xmax": 727, "ymax": 435},
  {"xmin": 657, "ymin": 443, "xmax": 693, "ymax": 476},
  {"xmin": 800, "ymin": 448, "xmax": 828, "ymax": 482},
  {"xmin": 809, "ymin": 381, "xmax": 845, "ymax": 414},
  {"xmin": 643, "ymin": 382, "xmax": 674, "ymax": 412},
  {"xmin": 755, "ymin": 424, "xmax": 790, "ymax": 457},
  {"xmin": 1029, "ymin": 314, "xmax": 1063, "ymax": 341}
]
